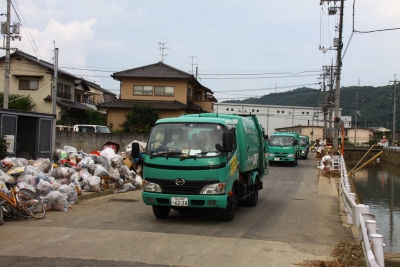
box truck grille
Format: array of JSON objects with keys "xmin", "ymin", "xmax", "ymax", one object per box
[
  {"xmin": 274, "ymin": 152, "xmax": 289, "ymax": 157},
  {"xmin": 146, "ymin": 178, "xmax": 219, "ymax": 195}
]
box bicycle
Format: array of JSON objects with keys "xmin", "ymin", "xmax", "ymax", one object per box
[{"xmin": 0, "ymin": 181, "xmax": 46, "ymax": 220}]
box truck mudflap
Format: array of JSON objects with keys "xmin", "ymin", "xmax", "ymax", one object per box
[{"xmin": 142, "ymin": 192, "xmax": 228, "ymax": 209}]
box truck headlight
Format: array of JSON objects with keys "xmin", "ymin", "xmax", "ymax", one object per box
[
  {"xmin": 142, "ymin": 180, "xmax": 162, "ymax": 192},
  {"xmin": 287, "ymin": 154, "xmax": 295, "ymax": 158},
  {"xmin": 268, "ymin": 153, "xmax": 275, "ymax": 157},
  {"xmin": 200, "ymin": 183, "xmax": 225, "ymax": 194},
  {"xmin": 301, "ymin": 150, "xmax": 306, "ymax": 153}
]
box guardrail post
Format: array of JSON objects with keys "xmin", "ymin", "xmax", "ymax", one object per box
[
  {"xmin": 353, "ymin": 204, "xmax": 369, "ymax": 227},
  {"xmin": 366, "ymin": 220, "xmax": 377, "ymax": 239},
  {"xmin": 371, "ymin": 234, "xmax": 385, "ymax": 267},
  {"xmin": 346, "ymin": 193, "xmax": 356, "ymax": 224},
  {"xmin": 345, "ymin": 184, "xmax": 351, "ymax": 193}
]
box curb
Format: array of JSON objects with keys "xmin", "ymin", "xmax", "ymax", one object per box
[{"xmin": 78, "ymin": 189, "xmax": 119, "ymax": 201}]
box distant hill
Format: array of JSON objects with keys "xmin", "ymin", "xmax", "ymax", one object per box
[{"xmin": 223, "ymin": 85, "xmax": 398, "ymax": 129}]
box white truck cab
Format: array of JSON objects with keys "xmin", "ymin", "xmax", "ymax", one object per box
[{"xmin": 73, "ymin": 124, "xmax": 110, "ymax": 133}]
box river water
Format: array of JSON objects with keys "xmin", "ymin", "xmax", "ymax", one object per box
[{"xmin": 347, "ymin": 161, "xmax": 400, "ymax": 253}]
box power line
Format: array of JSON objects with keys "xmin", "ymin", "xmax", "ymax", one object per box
[
  {"xmin": 352, "ymin": 0, "xmax": 400, "ymax": 34},
  {"xmin": 10, "ymin": 0, "xmax": 42, "ymax": 59},
  {"xmin": 201, "ymin": 74, "xmax": 319, "ymax": 80},
  {"xmin": 214, "ymin": 83, "xmax": 319, "ymax": 93}
]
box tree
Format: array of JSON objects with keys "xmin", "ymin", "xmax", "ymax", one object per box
[
  {"xmin": 0, "ymin": 134, "xmax": 9, "ymax": 160},
  {"xmin": 85, "ymin": 110, "xmax": 106, "ymax": 125},
  {"xmin": 119, "ymin": 104, "xmax": 159, "ymax": 134},
  {"xmin": 0, "ymin": 92, "xmax": 36, "ymax": 111}
]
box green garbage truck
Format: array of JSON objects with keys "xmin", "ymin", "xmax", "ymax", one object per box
[
  {"xmin": 267, "ymin": 131, "xmax": 300, "ymax": 167},
  {"xmin": 299, "ymin": 135, "xmax": 310, "ymax": 159},
  {"xmin": 131, "ymin": 113, "xmax": 269, "ymax": 222}
]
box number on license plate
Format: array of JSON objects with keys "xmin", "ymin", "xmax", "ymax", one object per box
[
  {"xmin": 274, "ymin": 158, "xmax": 280, "ymax": 161},
  {"xmin": 171, "ymin": 197, "xmax": 188, "ymax": 206}
]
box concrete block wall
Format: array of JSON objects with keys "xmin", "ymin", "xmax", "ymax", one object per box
[
  {"xmin": 381, "ymin": 150, "xmax": 400, "ymax": 165},
  {"xmin": 55, "ymin": 131, "xmax": 149, "ymax": 153}
]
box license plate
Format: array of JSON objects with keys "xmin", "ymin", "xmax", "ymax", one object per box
[
  {"xmin": 274, "ymin": 158, "xmax": 280, "ymax": 161},
  {"xmin": 171, "ymin": 197, "xmax": 188, "ymax": 206}
]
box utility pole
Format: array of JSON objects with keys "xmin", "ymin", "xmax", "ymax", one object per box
[
  {"xmin": 320, "ymin": 0, "xmax": 345, "ymax": 149},
  {"xmin": 333, "ymin": 0, "xmax": 345, "ymax": 150},
  {"xmin": 354, "ymin": 92, "xmax": 358, "ymax": 145},
  {"xmin": 2, "ymin": 0, "xmax": 11, "ymax": 109},
  {"xmin": 389, "ymin": 74, "xmax": 397, "ymax": 145},
  {"xmin": 51, "ymin": 48, "xmax": 59, "ymax": 161},
  {"xmin": 1, "ymin": 0, "xmax": 21, "ymax": 109}
]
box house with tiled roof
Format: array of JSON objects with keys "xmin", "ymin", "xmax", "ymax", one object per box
[
  {"xmin": 99, "ymin": 61, "xmax": 217, "ymax": 131},
  {"xmin": 0, "ymin": 50, "xmax": 116, "ymax": 125}
]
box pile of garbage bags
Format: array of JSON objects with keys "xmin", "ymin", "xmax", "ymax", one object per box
[{"xmin": 0, "ymin": 146, "xmax": 142, "ymax": 212}]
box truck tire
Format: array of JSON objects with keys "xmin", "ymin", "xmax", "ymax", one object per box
[
  {"xmin": 152, "ymin": 205, "xmax": 170, "ymax": 219},
  {"xmin": 221, "ymin": 187, "xmax": 237, "ymax": 222},
  {"xmin": 247, "ymin": 178, "xmax": 259, "ymax": 207}
]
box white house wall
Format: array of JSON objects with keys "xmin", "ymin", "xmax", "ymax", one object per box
[{"xmin": 213, "ymin": 103, "xmax": 345, "ymax": 137}]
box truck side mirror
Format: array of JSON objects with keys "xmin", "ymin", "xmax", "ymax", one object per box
[
  {"xmin": 264, "ymin": 134, "xmax": 269, "ymax": 140},
  {"xmin": 131, "ymin": 142, "xmax": 140, "ymax": 158},
  {"xmin": 294, "ymin": 139, "xmax": 298, "ymax": 145},
  {"xmin": 222, "ymin": 132, "xmax": 233, "ymax": 152}
]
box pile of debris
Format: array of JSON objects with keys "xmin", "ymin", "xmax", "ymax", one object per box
[{"xmin": 0, "ymin": 145, "xmax": 142, "ymax": 212}]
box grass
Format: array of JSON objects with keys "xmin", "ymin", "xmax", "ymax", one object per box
[{"xmin": 294, "ymin": 237, "xmax": 366, "ymax": 267}]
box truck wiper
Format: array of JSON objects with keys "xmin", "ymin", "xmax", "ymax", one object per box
[
  {"xmin": 150, "ymin": 152, "xmax": 169, "ymax": 159},
  {"xmin": 180, "ymin": 155, "xmax": 198, "ymax": 161}
]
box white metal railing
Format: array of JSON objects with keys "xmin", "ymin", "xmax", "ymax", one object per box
[
  {"xmin": 339, "ymin": 154, "xmax": 385, "ymax": 267},
  {"xmin": 385, "ymin": 146, "xmax": 400, "ymax": 152}
]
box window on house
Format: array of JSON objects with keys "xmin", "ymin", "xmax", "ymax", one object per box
[
  {"xmin": 19, "ymin": 79, "xmax": 38, "ymax": 90},
  {"xmin": 154, "ymin": 86, "xmax": 174, "ymax": 96},
  {"xmin": 133, "ymin": 85, "xmax": 153, "ymax": 95},
  {"xmin": 76, "ymin": 94, "xmax": 83, "ymax": 103},
  {"xmin": 195, "ymin": 91, "xmax": 202, "ymax": 101},
  {"xmin": 57, "ymin": 83, "xmax": 71, "ymax": 99}
]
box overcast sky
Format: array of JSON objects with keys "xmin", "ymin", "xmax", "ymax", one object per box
[{"xmin": 1, "ymin": 0, "xmax": 399, "ymax": 101}]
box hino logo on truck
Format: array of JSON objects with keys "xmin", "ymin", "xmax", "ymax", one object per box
[{"xmin": 175, "ymin": 178, "xmax": 186, "ymax": 186}]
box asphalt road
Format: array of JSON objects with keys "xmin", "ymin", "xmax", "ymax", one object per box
[{"xmin": 0, "ymin": 154, "xmax": 350, "ymax": 267}]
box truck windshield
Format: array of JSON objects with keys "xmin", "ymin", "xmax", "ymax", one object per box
[
  {"xmin": 147, "ymin": 123, "xmax": 225, "ymax": 156},
  {"xmin": 299, "ymin": 137, "xmax": 307, "ymax": 146},
  {"xmin": 269, "ymin": 136, "xmax": 295, "ymax": 147}
]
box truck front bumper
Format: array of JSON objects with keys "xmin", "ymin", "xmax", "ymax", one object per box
[
  {"xmin": 142, "ymin": 192, "xmax": 228, "ymax": 209},
  {"xmin": 268, "ymin": 156, "xmax": 295, "ymax": 163}
]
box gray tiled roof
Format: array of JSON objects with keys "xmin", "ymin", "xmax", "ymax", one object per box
[
  {"xmin": 98, "ymin": 99, "xmax": 202, "ymax": 111},
  {"xmin": 112, "ymin": 62, "xmax": 194, "ymax": 79},
  {"xmin": 58, "ymin": 99, "xmax": 95, "ymax": 111},
  {"xmin": 2, "ymin": 50, "xmax": 80, "ymax": 80}
]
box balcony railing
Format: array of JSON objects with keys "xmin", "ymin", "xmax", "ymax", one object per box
[{"xmin": 57, "ymin": 91, "xmax": 72, "ymax": 99}]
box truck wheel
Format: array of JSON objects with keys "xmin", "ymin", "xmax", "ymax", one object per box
[
  {"xmin": 247, "ymin": 178, "xmax": 259, "ymax": 207},
  {"xmin": 152, "ymin": 205, "xmax": 170, "ymax": 219},
  {"xmin": 221, "ymin": 187, "xmax": 237, "ymax": 222}
]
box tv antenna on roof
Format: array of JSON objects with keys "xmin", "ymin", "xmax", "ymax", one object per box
[{"xmin": 158, "ymin": 42, "xmax": 170, "ymax": 62}]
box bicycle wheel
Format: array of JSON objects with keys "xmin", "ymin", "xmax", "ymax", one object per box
[
  {"xmin": 0, "ymin": 203, "xmax": 4, "ymax": 225},
  {"xmin": 16, "ymin": 189, "xmax": 46, "ymax": 219}
]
